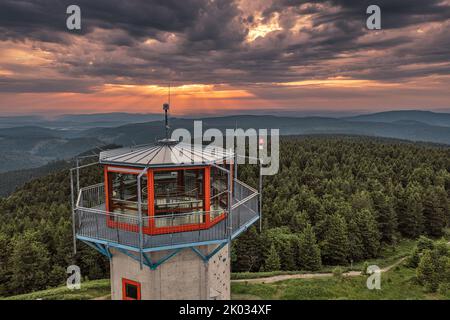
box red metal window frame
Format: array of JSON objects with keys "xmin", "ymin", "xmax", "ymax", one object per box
[
  {"xmin": 105, "ymin": 166, "xmax": 149, "ymax": 233},
  {"xmin": 122, "ymin": 278, "xmax": 141, "ymax": 300},
  {"xmin": 104, "ymin": 165, "xmax": 227, "ymax": 235},
  {"xmin": 149, "ymin": 166, "xmax": 212, "ymax": 234}
]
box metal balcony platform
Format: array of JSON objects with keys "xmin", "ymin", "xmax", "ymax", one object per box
[{"xmin": 75, "ymin": 180, "xmax": 259, "ymax": 253}]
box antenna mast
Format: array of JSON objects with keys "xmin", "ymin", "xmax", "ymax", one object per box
[{"xmin": 163, "ymin": 83, "xmax": 170, "ymax": 139}]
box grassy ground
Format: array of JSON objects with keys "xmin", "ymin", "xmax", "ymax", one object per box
[
  {"xmin": 231, "ymin": 264, "xmax": 450, "ymax": 300},
  {"xmin": 1, "ymin": 279, "xmax": 110, "ymax": 300},
  {"xmin": 3, "ymin": 264, "xmax": 449, "ymax": 300},
  {"xmin": 2, "ymin": 238, "xmax": 447, "ymax": 300},
  {"xmin": 4, "ymin": 264, "xmax": 449, "ymax": 300},
  {"xmin": 232, "ymin": 239, "xmax": 417, "ymax": 280}
]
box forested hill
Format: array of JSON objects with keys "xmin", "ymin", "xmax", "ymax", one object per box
[
  {"xmin": 0, "ymin": 160, "xmax": 71, "ymax": 197},
  {"xmin": 233, "ymin": 136, "xmax": 450, "ymax": 272},
  {"xmin": 0, "ymin": 157, "xmax": 109, "ymax": 297},
  {"xmin": 0, "ymin": 144, "xmax": 120, "ymax": 197},
  {"xmin": 1, "ymin": 136, "xmax": 449, "ymax": 297}
]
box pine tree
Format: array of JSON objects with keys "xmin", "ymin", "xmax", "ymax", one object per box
[
  {"xmin": 267, "ymin": 228, "xmax": 297, "ymax": 271},
  {"xmin": 9, "ymin": 231, "xmax": 50, "ymax": 294},
  {"xmin": 372, "ymin": 191, "xmax": 397, "ymax": 244},
  {"xmin": 290, "ymin": 210, "xmax": 309, "ymax": 233},
  {"xmin": 264, "ymin": 244, "xmax": 281, "ymax": 271},
  {"xmin": 319, "ymin": 214, "xmax": 349, "ymax": 265},
  {"xmin": 0, "ymin": 232, "xmax": 12, "ymax": 295},
  {"xmin": 416, "ymin": 250, "xmax": 438, "ymax": 292},
  {"xmin": 297, "ymin": 224, "xmax": 322, "ymax": 271},
  {"xmin": 423, "ymin": 187, "xmax": 446, "ymax": 237},
  {"xmin": 394, "ymin": 184, "xmax": 408, "ymax": 235},
  {"xmin": 398, "ymin": 186, "xmax": 424, "ymax": 238},
  {"xmin": 416, "ymin": 240, "xmax": 450, "ymax": 293},
  {"xmin": 357, "ymin": 209, "xmax": 381, "ymax": 258},
  {"xmin": 232, "ymin": 226, "xmax": 262, "ymax": 272},
  {"xmin": 346, "ymin": 215, "xmax": 365, "ymax": 261}
]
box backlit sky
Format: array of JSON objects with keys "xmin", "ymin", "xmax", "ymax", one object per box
[{"xmin": 0, "ymin": 0, "xmax": 449, "ymax": 116}]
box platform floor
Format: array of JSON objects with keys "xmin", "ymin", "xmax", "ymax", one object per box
[{"xmin": 76, "ymin": 203, "xmax": 258, "ymax": 251}]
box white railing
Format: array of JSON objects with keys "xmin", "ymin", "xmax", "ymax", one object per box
[
  {"xmin": 74, "ymin": 179, "xmax": 259, "ymax": 250},
  {"xmin": 77, "ymin": 183, "xmax": 105, "ymax": 208}
]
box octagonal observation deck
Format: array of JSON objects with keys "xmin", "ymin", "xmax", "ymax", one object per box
[{"xmin": 73, "ymin": 140, "xmax": 260, "ymax": 253}]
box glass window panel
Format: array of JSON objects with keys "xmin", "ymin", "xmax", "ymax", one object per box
[
  {"xmin": 210, "ymin": 165, "xmax": 228, "ymax": 213},
  {"xmin": 153, "ymin": 168, "xmax": 205, "ymax": 227},
  {"xmin": 108, "ymin": 172, "xmax": 147, "ymax": 217}
]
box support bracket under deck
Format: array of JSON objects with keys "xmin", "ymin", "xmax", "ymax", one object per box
[
  {"xmin": 81, "ymin": 240, "xmax": 112, "ymax": 259},
  {"xmin": 116, "ymin": 247, "xmax": 183, "ymax": 270},
  {"xmin": 190, "ymin": 242, "xmax": 228, "ymax": 263}
]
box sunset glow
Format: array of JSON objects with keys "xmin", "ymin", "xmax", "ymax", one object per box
[{"xmin": 0, "ymin": 0, "xmax": 449, "ymax": 116}]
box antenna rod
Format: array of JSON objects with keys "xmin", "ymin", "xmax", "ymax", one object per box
[
  {"xmin": 163, "ymin": 83, "xmax": 170, "ymax": 140},
  {"xmin": 163, "ymin": 104, "xmax": 169, "ymax": 139}
]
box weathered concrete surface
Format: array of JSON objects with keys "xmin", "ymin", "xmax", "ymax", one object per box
[{"xmin": 110, "ymin": 244, "xmax": 230, "ymax": 300}]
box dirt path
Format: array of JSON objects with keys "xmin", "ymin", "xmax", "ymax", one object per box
[
  {"xmin": 90, "ymin": 257, "xmax": 410, "ymax": 299},
  {"xmin": 232, "ymin": 257, "xmax": 407, "ymax": 284},
  {"xmin": 92, "ymin": 295, "xmax": 110, "ymax": 300}
]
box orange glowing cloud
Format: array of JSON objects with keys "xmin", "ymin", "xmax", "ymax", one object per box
[{"xmin": 0, "ymin": 1, "xmax": 449, "ymax": 116}]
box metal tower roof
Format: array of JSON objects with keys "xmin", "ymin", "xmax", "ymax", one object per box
[{"xmin": 99, "ymin": 140, "xmax": 234, "ymax": 168}]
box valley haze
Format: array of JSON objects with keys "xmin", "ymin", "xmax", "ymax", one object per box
[{"xmin": 1, "ymin": 109, "xmax": 450, "ymax": 175}]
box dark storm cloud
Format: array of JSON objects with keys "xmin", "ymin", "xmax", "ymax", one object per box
[
  {"xmin": 0, "ymin": 0, "xmax": 449, "ymax": 93},
  {"xmin": 265, "ymin": 0, "xmax": 450, "ymax": 28},
  {"xmin": 0, "ymin": 0, "xmax": 243, "ymax": 44},
  {"xmin": 0, "ymin": 77, "xmax": 99, "ymax": 93}
]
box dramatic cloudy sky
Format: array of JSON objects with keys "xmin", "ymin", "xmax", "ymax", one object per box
[{"xmin": 0, "ymin": 0, "xmax": 449, "ymax": 116}]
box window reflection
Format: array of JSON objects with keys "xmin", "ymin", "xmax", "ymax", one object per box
[
  {"xmin": 153, "ymin": 169, "xmax": 205, "ymax": 227},
  {"xmin": 108, "ymin": 172, "xmax": 148, "ymax": 216},
  {"xmin": 210, "ymin": 165, "xmax": 228, "ymax": 220}
]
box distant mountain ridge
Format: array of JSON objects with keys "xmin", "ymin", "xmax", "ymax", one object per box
[
  {"xmin": 81, "ymin": 113, "xmax": 450, "ymax": 146},
  {"xmin": 0, "ymin": 112, "xmax": 162, "ymax": 130},
  {"xmin": 0, "ymin": 126, "xmax": 105, "ymax": 172},
  {"xmin": 1, "ymin": 110, "xmax": 450, "ymax": 173},
  {"xmin": 344, "ymin": 110, "xmax": 450, "ymax": 127}
]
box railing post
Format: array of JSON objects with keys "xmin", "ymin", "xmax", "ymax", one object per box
[
  {"xmin": 234, "ymin": 151, "xmax": 238, "ymax": 197},
  {"xmin": 70, "ymin": 169, "xmax": 77, "ymax": 255},
  {"xmin": 137, "ymin": 168, "xmax": 148, "ymax": 270},
  {"xmin": 259, "ymin": 159, "xmax": 263, "ymax": 232},
  {"xmin": 96, "ymin": 210, "xmax": 100, "ymax": 239},
  {"xmin": 198, "ymin": 212, "xmax": 201, "ymax": 242},
  {"xmin": 227, "ymin": 164, "xmax": 232, "ymax": 255},
  {"xmin": 76, "ymin": 158, "xmax": 80, "ymax": 194},
  {"xmin": 116, "ymin": 216, "xmax": 120, "ymax": 244}
]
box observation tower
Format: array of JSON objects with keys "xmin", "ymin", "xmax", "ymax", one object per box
[{"xmin": 70, "ymin": 101, "xmax": 261, "ymax": 300}]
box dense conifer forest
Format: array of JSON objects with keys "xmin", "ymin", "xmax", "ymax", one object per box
[
  {"xmin": 0, "ymin": 136, "xmax": 449, "ymax": 296},
  {"xmin": 233, "ymin": 136, "xmax": 450, "ymax": 272}
]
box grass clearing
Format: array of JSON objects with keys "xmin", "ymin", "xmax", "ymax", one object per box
[
  {"xmin": 232, "ymin": 239, "xmax": 417, "ymax": 280},
  {"xmin": 1, "ymin": 279, "xmax": 110, "ymax": 300},
  {"xmin": 231, "ymin": 264, "xmax": 450, "ymax": 300},
  {"xmin": 3, "ymin": 238, "xmax": 447, "ymax": 300},
  {"xmin": 3, "ymin": 264, "xmax": 449, "ymax": 300}
]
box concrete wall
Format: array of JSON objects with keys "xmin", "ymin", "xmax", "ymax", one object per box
[{"xmin": 110, "ymin": 244, "xmax": 230, "ymax": 300}]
